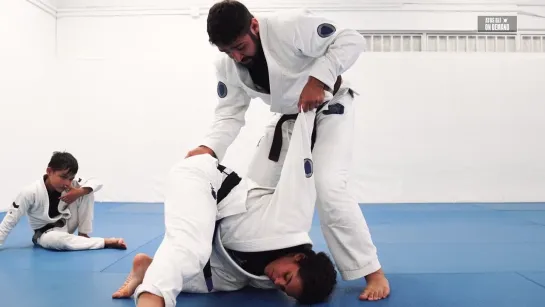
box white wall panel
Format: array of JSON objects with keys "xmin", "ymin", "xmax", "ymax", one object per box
[{"xmin": 0, "ymin": 0, "xmax": 57, "ymax": 211}]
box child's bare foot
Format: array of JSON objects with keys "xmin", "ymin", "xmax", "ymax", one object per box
[
  {"xmin": 104, "ymin": 238, "xmax": 127, "ymax": 250},
  {"xmin": 360, "ymin": 269, "xmax": 390, "ymax": 301},
  {"xmin": 112, "ymin": 253, "xmax": 153, "ymax": 299}
]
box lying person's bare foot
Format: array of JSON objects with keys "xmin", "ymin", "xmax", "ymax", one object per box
[
  {"xmin": 360, "ymin": 269, "xmax": 390, "ymax": 301},
  {"xmin": 112, "ymin": 253, "xmax": 153, "ymax": 299},
  {"xmin": 104, "ymin": 238, "xmax": 127, "ymax": 250}
]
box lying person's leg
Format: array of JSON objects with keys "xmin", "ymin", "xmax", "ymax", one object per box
[
  {"xmin": 116, "ymin": 155, "xmax": 224, "ymax": 307},
  {"xmin": 113, "ymin": 253, "xmax": 154, "ymax": 298}
]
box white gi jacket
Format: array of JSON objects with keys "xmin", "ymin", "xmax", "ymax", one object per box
[
  {"xmin": 0, "ymin": 176, "xmax": 102, "ymax": 246},
  {"xmin": 201, "ymin": 9, "xmax": 365, "ymax": 161}
]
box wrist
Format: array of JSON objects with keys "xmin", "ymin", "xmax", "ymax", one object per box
[
  {"xmin": 198, "ymin": 145, "xmax": 217, "ymax": 158},
  {"xmin": 79, "ymin": 187, "xmax": 92, "ymax": 195},
  {"xmin": 308, "ymin": 76, "xmax": 327, "ymax": 90}
]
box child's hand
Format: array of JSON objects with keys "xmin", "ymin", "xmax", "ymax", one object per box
[{"xmin": 60, "ymin": 187, "xmax": 85, "ymax": 204}]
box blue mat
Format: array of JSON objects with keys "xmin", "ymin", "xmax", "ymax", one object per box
[{"xmin": 1, "ymin": 202, "xmax": 545, "ymax": 306}]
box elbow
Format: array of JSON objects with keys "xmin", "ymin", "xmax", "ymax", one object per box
[
  {"xmin": 342, "ymin": 29, "xmax": 366, "ymax": 54},
  {"xmin": 357, "ymin": 35, "xmax": 366, "ymax": 53},
  {"xmin": 85, "ymin": 185, "xmax": 102, "ymax": 194},
  {"xmin": 330, "ymin": 31, "xmax": 365, "ymax": 73},
  {"xmin": 95, "ymin": 183, "xmax": 104, "ymax": 192},
  {"xmin": 92, "ymin": 180, "xmax": 104, "ymax": 192},
  {"xmin": 345, "ymin": 30, "xmax": 365, "ymax": 54}
]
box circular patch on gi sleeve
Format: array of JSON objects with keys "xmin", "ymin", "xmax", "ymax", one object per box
[
  {"xmin": 217, "ymin": 81, "xmax": 228, "ymax": 98},
  {"xmin": 317, "ymin": 23, "xmax": 336, "ymax": 38},
  {"xmin": 304, "ymin": 158, "xmax": 313, "ymax": 178}
]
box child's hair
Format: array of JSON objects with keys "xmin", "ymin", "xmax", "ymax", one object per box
[{"xmin": 48, "ymin": 151, "xmax": 78, "ymax": 175}]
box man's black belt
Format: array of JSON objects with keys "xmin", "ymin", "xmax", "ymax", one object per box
[
  {"xmin": 268, "ymin": 75, "xmax": 345, "ymax": 163},
  {"xmin": 268, "ymin": 103, "xmax": 325, "ymax": 163}
]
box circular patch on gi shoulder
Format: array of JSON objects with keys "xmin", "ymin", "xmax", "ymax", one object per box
[
  {"xmin": 304, "ymin": 158, "xmax": 313, "ymax": 178},
  {"xmin": 317, "ymin": 23, "xmax": 336, "ymax": 38},
  {"xmin": 217, "ymin": 81, "xmax": 228, "ymax": 98}
]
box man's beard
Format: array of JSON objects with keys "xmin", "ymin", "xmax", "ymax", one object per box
[{"xmin": 239, "ymin": 32, "xmax": 264, "ymax": 69}]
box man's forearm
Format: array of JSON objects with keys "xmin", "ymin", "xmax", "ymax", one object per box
[{"xmin": 137, "ymin": 293, "xmax": 165, "ymax": 307}]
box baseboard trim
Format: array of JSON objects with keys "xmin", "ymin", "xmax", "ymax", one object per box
[
  {"xmin": 2, "ymin": 201, "xmax": 544, "ymax": 214},
  {"xmin": 89, "ymin": 201, "xmax": 545, "ymax": 205}
]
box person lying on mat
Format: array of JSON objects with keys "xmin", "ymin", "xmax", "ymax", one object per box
[
  {"xmin": 0, "ymin": 151, "xmax": 126, "ymax": 251},
  {"xmin": 112, "ymin": 112, "xmax": 337, "ymax": 306}
]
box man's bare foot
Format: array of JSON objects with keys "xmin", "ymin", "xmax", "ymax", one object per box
[
  {"xmin": 360, "ymin": 269, "xmax": 390, "ymax": 301},
  {"xmin": 104, "ymin": 238, "xmax": 127, "ymax": 250},
  {"xmin": 112, "ymin": 253, "xmax": 153, "ymax": 299},
  {"xmin": 78, "ymin": 233, "xmax": 90, "ymax": 238}
]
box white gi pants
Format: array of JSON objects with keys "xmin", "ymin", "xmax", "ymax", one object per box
[
  {"xmin": 37, "ymin": 193, "xmax": 104, "ymax": 250},
  {"xmin": 135, "ymin": 154, "xmax": 223, "ymax": 307},
  {"xmin": 246, "ymin": 87, "xmax": 381, "ymax": 281}
]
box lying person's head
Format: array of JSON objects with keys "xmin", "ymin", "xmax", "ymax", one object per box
[{"xmin": 264, "ymin": 249, "xmax": 337, "ymax": 304}]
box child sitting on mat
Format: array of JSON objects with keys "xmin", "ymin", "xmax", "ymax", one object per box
[{"xmin": 0, "ymin": 151, "xmax": 126, "ymax": 251}]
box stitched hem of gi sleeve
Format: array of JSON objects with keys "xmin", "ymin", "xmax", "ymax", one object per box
[
  {"xmin": 81, "ymin": 184, "xmax": 98, "ymax": 192},
  {"xmin": 134, "ymin": 284, "xmax": 175, "ymax": 307},
  {"xmin": 309, "ymin": 57, "xmax": 337, "ymax": 91},
  {"xmin": 339, "ymin": 258, "xmax": 382, "ymax": 281},
  {"xmin": 199, "ymin": 139, "xmax": 226, "ymax": 162}
]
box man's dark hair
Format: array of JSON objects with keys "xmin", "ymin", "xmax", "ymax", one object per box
[
  {"xmin": 297, "ymin": 251, "xmax": 337, "ymax": 304},
  {"xmin": 48, "ymin": 151, "xmax": 78, "ymax": 175},
  {"xmin": 207, "ymin": 0, "xmax": 254, "ymax": 46}
]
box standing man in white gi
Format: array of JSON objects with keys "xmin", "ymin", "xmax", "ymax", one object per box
[
  {"xmin": 185, "ymin": 0, "xmax": 389, "ymax": 301},
  {"xmin": 0, "ymin": 151, "xmax": 127, "ymax": 251}
]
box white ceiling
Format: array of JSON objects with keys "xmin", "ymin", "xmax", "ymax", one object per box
[
  {"xmin": 51, "ymin": 0, "xmax": 368, "ymax": 9},
  {"xmin": 50, "ymin": 0, "xmax": 545, "ymax": 10}
]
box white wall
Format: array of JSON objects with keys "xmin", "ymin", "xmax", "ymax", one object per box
[
  {"xmin": 55, "ymin": 6, "xmax": 545, "ymax": 204},
  {"xmin": 0, "ymin": 0, "xmax": 57, "ymax": 211},
  {"xmin": 1, "ymin": 1, "xmax": 544, "ymax": 210},
  {"xmin": 349, "ymin": 53, "xmax": 545, "ymax": 203},
  {"xmin": 55, "ymin": 14, "xmax": 277, "ymax": 203}
]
